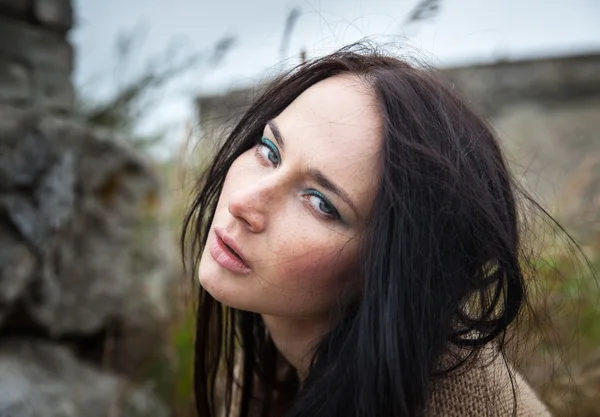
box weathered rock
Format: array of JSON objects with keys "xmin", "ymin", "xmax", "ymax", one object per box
[
  {"xmin": 0, "ymin": 193, "xmax": 47, "ymax": 250},
  {"xmin": 0, "ymin": 111, "xmax": 174, "ymax": 336},
  {"xmin": 0, "ymin": 338, "xmax": 169, "ymax": 417},
  {"xmin": 0, "ymin": 1, "xmax": 74, "ymax": 112},
  {"xmin": 0, "ymin": 16, "xmax": 73, "ymax": 72},
  {"xmin": 0, "ymin": 115, "xmax": 53, "ymax": 188},
  {"xmin": 0, "ymin": 0, "xmax": 178, "ymax": 414},
  {"xmin": 0, "ymin": 0, "xmax": 27, "ymax": 18},
  {"xmin": 33, "ymin": 0, "xmax": 73, "ymax": 32},
  {"xmin": 0, "ymin": 223, "xmax": 35, "ymax": 323},
  {"xmin": 0, "ymin": 60, "xmax": 30, "ymax": 104},
  {"xmin": 33, "ymin": 67, "xmax": 74, "ymax": 111}
]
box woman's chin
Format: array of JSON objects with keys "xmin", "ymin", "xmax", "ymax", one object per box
[
  {"xmin": 198, "ymin": 258, "xmax": 227, "ymax": 297},
  {"xmin": 198, "ymin": 257, "xmax": 249, "ymax": 310}
]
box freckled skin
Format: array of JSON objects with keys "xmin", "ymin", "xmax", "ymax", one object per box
[{"xmin": 198, "ymin": 75, "xmax": 382, "ymax": 319}]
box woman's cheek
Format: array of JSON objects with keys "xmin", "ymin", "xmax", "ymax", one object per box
[
  {"xmin": 225, "ymin": 154, "xmax": 260, "ymax": 189},
  {"xmin": 273, "ymin": 233, "xmax": 357, "ymax": 292},
  {"xmin": 271, "ymin": 241, "xmax": 358, "ymax": 317}
]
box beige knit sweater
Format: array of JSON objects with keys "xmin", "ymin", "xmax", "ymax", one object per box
[
  {"xmin": 427, "ymin": 350, "xmax": 551, "ymax": 416},
  {"xmin": 227, "ymin": 348, "xmax": 551, "ymax": 416}
]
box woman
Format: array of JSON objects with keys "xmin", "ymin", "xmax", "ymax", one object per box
[{"xmin": 182, "ymin": 45, "xmax": 552, "ymax": 416}]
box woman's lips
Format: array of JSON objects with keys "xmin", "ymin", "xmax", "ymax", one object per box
[{"xmin": 209, "ymin": 232, "xmax": 252, "ymax": 274}]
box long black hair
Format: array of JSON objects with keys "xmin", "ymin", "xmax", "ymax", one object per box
[{"xmin": 182, "ymin": 44, "xmax": 552, "ymax": 416}]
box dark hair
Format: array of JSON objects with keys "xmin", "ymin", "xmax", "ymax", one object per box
[{"xmin": 182, "ymin": 44, "xmax": 556, "ymax": 416}]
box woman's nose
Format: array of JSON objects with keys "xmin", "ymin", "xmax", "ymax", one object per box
[{"xmin": 228, "ymin": 181, "xmax": 277, "ymax": 233}]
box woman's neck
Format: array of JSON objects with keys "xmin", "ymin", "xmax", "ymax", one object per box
[{"xmin": 261, "ymin": 314, "xmax": 330, "ymax": 382}]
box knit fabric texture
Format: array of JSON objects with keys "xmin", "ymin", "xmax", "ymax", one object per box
[
  {"xmin": 427, "ymin": 350, "xmax": 551, "ymax": 416},
  {"xmin": 226, "ymin": 348, "xmax": 551, "ymax": 416}
]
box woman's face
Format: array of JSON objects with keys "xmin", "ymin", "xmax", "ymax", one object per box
[{"xmin": 198, "ymin": 74, "xmax": 382, "ymax": 319}]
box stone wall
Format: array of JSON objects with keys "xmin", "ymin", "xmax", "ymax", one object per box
[
  {"xmin": 0, "ymin": 1, "xmax": 174, "ymax": 416},
  {"xmin": 196, "ymin": 53, "xmax": 600, "ymax": 245},
  {"xmin": 0, "ymin": 0, "xmax": 74, "ymax": 112}
]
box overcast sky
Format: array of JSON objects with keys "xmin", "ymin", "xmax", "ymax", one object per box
[{"xmin": 70, "ymin": 0, "xmax": 600, "ymax": 158}]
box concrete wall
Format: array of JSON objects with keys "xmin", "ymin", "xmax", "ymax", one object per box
[{"xmin": 446, "ymin": 55, "xmax": 600, "ymax": 241}]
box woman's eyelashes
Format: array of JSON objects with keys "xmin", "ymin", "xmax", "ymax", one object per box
[
  {"xmin": 254, "ymin": 137, "xmax": 341, "ymax": 221},
  {"xmin": 304, "ymin": 190, "xmax": 341, "ymax": 221},
  {"xmin": 255, "ymin": 137, "xmax": 280, "ymax": 166}
]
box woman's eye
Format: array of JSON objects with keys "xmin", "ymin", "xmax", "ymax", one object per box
[
  {"xmin": 256, "ymin": 138, "xmax": 280, "ymax": 166},
  {"xmin": 306, "ymin": 192, "xmax": 340, "ymax": 220}
]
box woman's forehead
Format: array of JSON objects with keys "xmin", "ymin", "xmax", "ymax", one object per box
[
  {"xmin": 275, "ymin": 75, "xmax": 381, "ymax": 152},
  {"xmin": 271, "ymin": 75, "xmax": 382, "ymax": 217}
]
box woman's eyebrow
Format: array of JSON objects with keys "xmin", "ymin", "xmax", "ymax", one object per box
[
  {"xmin": 267, "ymin": 119, "xmax": 284, "ymax": 150},
  {"xmin": 267, "ymin": 119, "xmax": 359, "ymax": 217},
  {"xmin": 306, "ymin": 167, "xmax": 359, "ymax": 217}
]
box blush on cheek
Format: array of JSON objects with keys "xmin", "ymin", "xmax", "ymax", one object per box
[
  {"xmin": 275, "ymin": 251, "xmax": 358, "ymax": 318},
  {"xmin": 278, "ymin": 246, "xmax": 355, "ymax": 293}
]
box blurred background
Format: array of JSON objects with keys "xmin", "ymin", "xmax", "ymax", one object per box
[{"xmin": 1, "ymin": 0, "xmax": 599, "ymax": 416}]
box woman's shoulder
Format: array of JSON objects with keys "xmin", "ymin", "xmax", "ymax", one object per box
[{"xmin": 427, "ymin": 348, "xmax": 551, "ymax": 417}]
